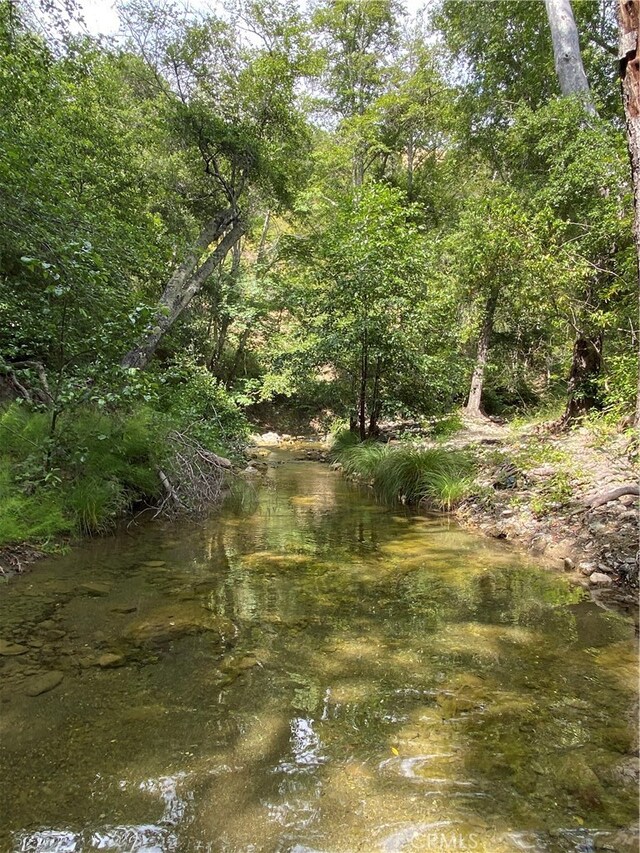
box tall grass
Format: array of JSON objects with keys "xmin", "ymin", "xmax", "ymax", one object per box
[{"xmin": 334, "ymin": 440, "xmax": 475, "ymax": 511}]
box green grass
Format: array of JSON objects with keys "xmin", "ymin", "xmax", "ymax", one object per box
[
  {"xmin": 334, "ymin": 441, "xmax": 475, "ymax": 511},
  {"xmin": 0, "ymin": 403, "xmax": 169, "ymax": 547}
]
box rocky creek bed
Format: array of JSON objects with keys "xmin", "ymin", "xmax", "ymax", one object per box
[{"xmin": 0, "ymin": 456, "xmax": 637, "ymax": 852}]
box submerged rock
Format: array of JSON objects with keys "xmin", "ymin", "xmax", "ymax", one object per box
[
  {"xmin": 0, "ymin": 639, "xmax": 29, "ymax": 656},
  {"xmin": 23, "ymin": 670, "xmax": 64, "ymax": 696},
  {"xmin": 122, "ymin": 603, "xmax": 236, "ymax": 648},
  {"xmin": 97, "ymin": 653, "xmax": 126, "ymax": 669},
  {"xmin": 80, "ymin": 582, "xmax": 112, "ymax": 596}
]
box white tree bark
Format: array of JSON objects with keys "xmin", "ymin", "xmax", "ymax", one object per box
[
  {"xmin": 544, "ymin": 0, "xmax": 597, "ymax": 113},
  {"xmin": 121, "ymin": 217, "xmax": 245, "ymax": 369}
]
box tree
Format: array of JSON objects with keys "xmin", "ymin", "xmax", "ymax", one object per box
[
  {"xmin": 118, "ymin": 0, "xmax": 312, "ymax": 368},
  {"xmin": 277, "ymin": 184, "xmax": 428, "ymax": 437},
  {"xmin": 544, "ymin": 0, "xmax": 597, "ymax": 113},
  {"xmin": 442, "ymin": 188, "xmax": 550, "ymax": 418},
  {"xmin": 618, "ymin": 0, "xmax": 640, "ymax": 425},
  {"xmin": 311, "ymin": 0, "xmax": 401, "ymax": 187}
]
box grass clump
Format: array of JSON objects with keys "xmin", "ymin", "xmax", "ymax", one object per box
[
  {"xmin": 329, "ymin": 427, "xmax": 360, "ymax": 456},
  {"xmin": 334, "ymin": 441, "xmax": 475, "ymax": 511}
]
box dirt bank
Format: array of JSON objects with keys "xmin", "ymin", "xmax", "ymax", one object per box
[{"xmin": 449, "ymin": 420, "xmax": 638, "ymax": 616}]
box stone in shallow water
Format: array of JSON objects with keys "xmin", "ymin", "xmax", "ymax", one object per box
[
  {"xmin": 23, "ymin": 670, "xmax": 64, "ymax": 696},
  {"xmin": 122, "ymin": 602, "xmax": 236, "ymax": 648},
  {"xmin": 97, "ymin": 653, "xmax": 126, "ymax": 668},
  {"xmin": 0, "ymin": 639, "xmax": 29, "ymax": 656},
  {"xmin": 80, "ymin": 582, "xmax": 112, "ymax": 596}
]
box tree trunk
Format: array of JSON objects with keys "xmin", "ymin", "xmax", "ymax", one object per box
[
  {"xmin": 464, "ymin": 288, "xmax": 499, "ymax": 418},
  {"xmin": 121, "ymin": 214, "xmax": 245, "ymax": 369},
  {"xmin": 359, "ymin": 329, "xmax": 368, "ymax": 441},
  {"xmin": 618, "ymin": 0, "xmax": 640, "ymax": 426},
  {"xmin": 544, "ymin": 0, "xmax": 597, "ymax": 113},
  {"xmin": 561, "ymin": 333, "xmax": 603, "ymax": 423},
  {"xmin": 367, "ymin": 356, "xmax": 382, "ymax": 438},
  {"xmin": 225, "ymin": 327, "xmax": 251, "ymax": 388},
  {"xmin": 406, "ymin": 133, "xmax": 414, "ymax": 202}
]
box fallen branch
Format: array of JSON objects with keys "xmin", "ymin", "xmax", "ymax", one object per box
[
  {"xmin": 156, "ymin": 431, "xmax": 234, "ymax": 516},
  {"xmin": 583, "ymin": 484, "xmax": 639, "ymax": 510}
]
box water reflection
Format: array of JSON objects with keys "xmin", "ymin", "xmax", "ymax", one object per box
[{"xmin": 0, "ymin": 460, "xmax": 637, "ymax": 852}]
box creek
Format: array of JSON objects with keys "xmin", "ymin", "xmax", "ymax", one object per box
[{"xmin": 0, "ymin": 455, "xmax": 637, "ymax": 852}]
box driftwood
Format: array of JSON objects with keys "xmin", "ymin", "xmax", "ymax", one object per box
[
  {"xmin": 154, "ymin": 431, "xmax": 233, "ymax": 517},
  {"xmin": 583, "ymin": 484, "xmax": 639, "ymax": 510}
]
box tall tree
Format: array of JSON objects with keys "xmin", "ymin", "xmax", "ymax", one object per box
[
  {"xmin": 544, "ymin": 0, "xmax": 597, "ymax": 113},
  {"xmin": 119, "ymin": 0, "xmax": 311, "ymax": 369},
  {"xmin": 618, "ymin": 0, "xmax": 640, "ymax": 424}
]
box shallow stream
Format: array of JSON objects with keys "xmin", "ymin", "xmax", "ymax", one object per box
[{"xmin": 0, "ymin": 456, "xmax": 637, "ymax": 852}]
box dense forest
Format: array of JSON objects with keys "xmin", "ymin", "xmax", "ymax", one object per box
[{"xmin": 0, "ymin": 0, "xmax": 638, "ymax": 547}]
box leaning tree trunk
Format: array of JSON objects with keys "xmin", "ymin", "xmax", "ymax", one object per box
[
  {"xmin": 618, "ymin": 0, "xmax": 640, "ymax": 426},
  {"xmin": 465, "ymin": 287, "xmax": 499, "ymax": 418},
  {"xmin": 544, "ymin": 0, "xmax": 597, "ymax": 114},
  {"xmin": 121, "ymin": 212, "xmax": 245, "ymax": 369}
]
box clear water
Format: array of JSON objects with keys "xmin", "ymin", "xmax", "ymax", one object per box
[{"xmin": 0, "ymin": 458, "xmax": 637, "ymax": 853}]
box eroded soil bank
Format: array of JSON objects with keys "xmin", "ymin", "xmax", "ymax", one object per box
[{"xmin": 445, "ymin": 421, "xmax": 638, "ymax": 616}]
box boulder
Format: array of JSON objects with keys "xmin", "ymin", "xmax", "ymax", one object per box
[
  {"xmin": 589, "ymin": 571, "xmax": 613, "ymax": 586},
  {"xmin": 259, "ymin": 432, "xmax": 280, "ymax": 445}
]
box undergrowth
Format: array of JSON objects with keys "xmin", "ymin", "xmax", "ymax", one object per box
[
  {"xmin": 0, "ymin": 373, "xmax": 248, "ymax": 548},
  {"xmin": 332, "ymin": 432, "xmax": 475, "ymax": 511}
]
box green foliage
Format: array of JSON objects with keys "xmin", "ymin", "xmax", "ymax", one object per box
[
  {"xmin": 334, "ymin": 441, "xmax": 475, "ymax": 510},
  {"xmin": 0, "ymin": 402, "xmax": 163, "ymax": 545},
  {"xmin": 329, "ymin": 427, "xmax": 360, "ymax": 455},
  {"xmin": 429, "ymin": 412, "xmax": 463, "ymax": 439},
  {"xmin": 336, "ymin": 441, "xmax": 387, "ymax": 480}
]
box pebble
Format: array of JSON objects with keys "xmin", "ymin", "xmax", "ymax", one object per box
[{"xmin": 563, "ymin": 557, "xmax": 575, "ymax": 571}]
